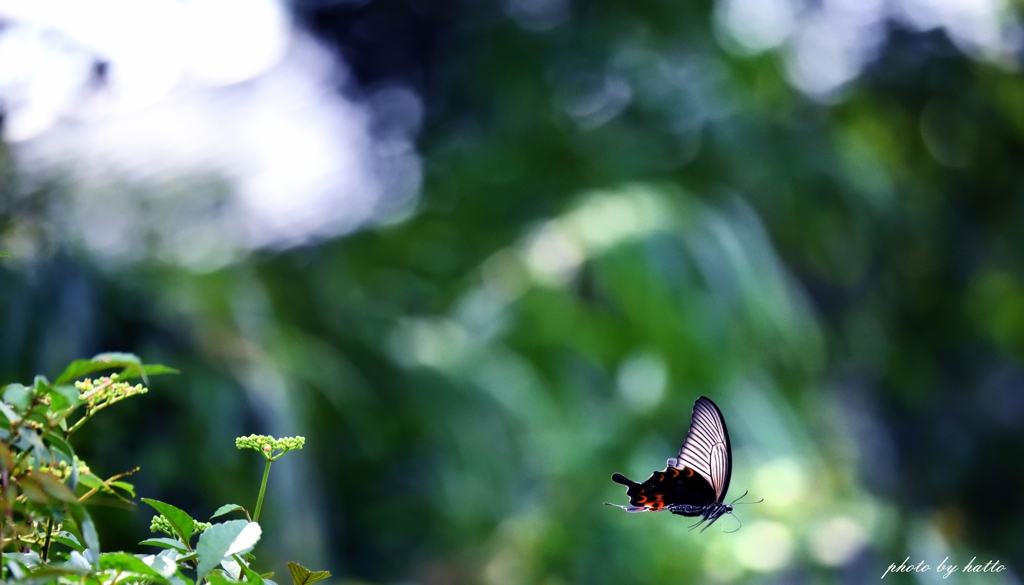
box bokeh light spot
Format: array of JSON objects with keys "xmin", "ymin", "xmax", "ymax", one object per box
[
  {"xmin": 753, "ymin": 458, "xmax": 807, "ymax": 510},
  {"xmin": 734, "ymin": 520, "xmax": 794, "ymax": 572},
  {"xmin": 808, "ymin": 516, "xmax": 867, "ymax": 566},
  {"xmin": 616, "ymin": 352, "xmax": 668, "ymax": 411}
]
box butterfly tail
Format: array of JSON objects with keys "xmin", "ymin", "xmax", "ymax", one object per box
[
  {"xmin": 611, "ymin": 473, "xmax": 648, "ymax": 509},
  {"xmin": 611, "ymin": 473, "xmax": 638, "ymax": 488},
  {"xmin": 604, "ymin": 502, "xmax": 650, "ymax": 513}
]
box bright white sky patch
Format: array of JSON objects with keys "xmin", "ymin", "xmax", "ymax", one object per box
[
  {"xmin": 0, "ymin": 0, "xmax": 422, "ymax": 269},
  {"xmin": 716, "ymin": 0, "xmax": 1021, "ymax": 99}
]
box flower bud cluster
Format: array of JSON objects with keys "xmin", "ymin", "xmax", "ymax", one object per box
[
  {"xmin": 235, "ymin": 434, "xmax": 305, "ymax": 460},
  {"xmin": 75, "ymin": 375, "xmax": 147, "ymax": 407},
  {"xmin": 150, "ymin": 514, "xmax": 173, "ymax": 536},
  {"xmin": 26, "ymin": 458, "xmax": 90, "ymax": 480},
  {"xmin": 150, "ymin": 514, "xmax": 211, "ymax": 536}
]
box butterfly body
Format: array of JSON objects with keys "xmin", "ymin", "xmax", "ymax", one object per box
[{"xmin": 609, "ymin": 396, "xmax": 747, "ymax": 531}]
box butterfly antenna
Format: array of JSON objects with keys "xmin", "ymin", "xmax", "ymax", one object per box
[
  {"xmin": 723, "ymin": 512, "xmax": 742, "ymax": 533},
  {"xmin": 730, "ymin": 490, "xmax": 764, "ymax": 506}
]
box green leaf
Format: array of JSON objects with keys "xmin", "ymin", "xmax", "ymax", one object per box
[
  {"xmin": 46, "ymin": 432, "xmax": 79, "ymax": 491},
  {"xmin": 142, "ymin": 364, "xmax": 181, "ymax": 376},
  {"xmin": 99, "ymin": 552, "xmax": 169, "ymax": 583},
  {"xmin": 286, "ymin": 562, "xmax": 331, "ymax": 585},
  {"xmin": 211, "ymin": 504, "xmax": 246, "ymax": 519},
  {"xmin": 51, "ymin": 531, "xmax": 84, "ymax": 552},
  {"xmin": 75, "ymin": 471, "xmax": 133, "ymax": 504},
  {"xmin": 81, "ymin": 513, "xmax": 100, "ymax": 566},
  {"xmin": 206, "ymin": 575, "xmax": 234, "ymax": 585},
  {"xmin": 195, "ymin": 520, "xmax": 261, "ymax": 582},
  {"xmin": 139, "ymin": 537, "xmax": 189, "ymax": 552},
  {"xmin": 67, "ymin": 504, "xmax": 100, "ymax": 567},
  {"xmin": 55, "ymin": 355, "xmax": 136, "ymax": 385},
  {"xmin": 44, "ymin": 431, "xmax": 74, "ymax": 460},
  {"xmin": 3, "ymin": 384, "xmax": 31, "ymax": 410},
  {"xmin": 48, "ymin": 385, "xmax": 81, "ymax": 411},
  {"xmin": 0, "ymin": 399, "xmax": 19, "ymax": 425},
  {"xmin": 19, "ymin": 474, "xmax": 48, "ymax": 503},
  {"xmin": 24, "ymin": 428, "xmax": 50, "ymax": 461},
  {"xmin": 95, "ymin": 352, "xmax": 145, "ymax": 383},
  {"xmin": 110, "ymin": 480, "xmax": 136, "ymax": 497},
  {"xmin": 28, "ymin": 471, "xmax": 78, "ymax": 502},
  {"xmin": 77, "ymin": 472, "xmax": 104, "ymax": 490},
  {"xmin": 241, "ymin": 562, "xmax": 265, "ymax": 585},
  {"xmin": 54, "ymin": 353, "xmax": 176, "ymax": 385},
  {"xmin": 143, "ymin": 498, "xmax": 197, "ymax": 543},
  {"xmin": 22, "ymin": 564, "xmax": 91, "ymax": 581}
]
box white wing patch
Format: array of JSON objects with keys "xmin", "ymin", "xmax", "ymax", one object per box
[{"xmin": 667, "ymin": 397, "xmax": 731, "ymax": 500}]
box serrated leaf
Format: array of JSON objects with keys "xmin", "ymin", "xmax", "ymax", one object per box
[
  {"xmin": 139, "ymin": 537, "xmax": 189, "ymax": 552},
  {"xmin": 143, "ymin": 498, "xmax": 196, "ymax": 543},
  {"xmin": 286, "ymin": 562, "xmax": 330, "ymax": 585},
  {"xmin": 99, "ymin": 552, "xmax": 169, "ymax": 583},
  {"xmin": 211, "ymin": 504, "xmax": 245, "ymax": 519},
  {"xmin": 195, "ymin": 520, "xmax": 261, "ymax": 582}
]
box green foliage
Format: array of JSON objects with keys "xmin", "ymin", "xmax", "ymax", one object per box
[
  {"xmin": 285, "ymin": 562, "xmax": 329, "ymax": 585},
  {"xmin": 0, "ymin": 355, "xmax": 327, "ymax": 585}
]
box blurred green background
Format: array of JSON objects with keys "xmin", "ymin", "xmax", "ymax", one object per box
[{"xmin": 2, "ymin": 0, "xmax": 1024, "ymax": 583}]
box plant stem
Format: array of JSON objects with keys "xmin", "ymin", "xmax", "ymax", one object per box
[
  {"xmin": 65, "ymin": 408, "xmax": 96, "ymax": 437},
  {"xmin": 253, "ymin": 459, "xmax": 272, "ymax": 522},
  {"xmin": 40, "ymin": 517, "xmax": 54, "ymax": 562}
]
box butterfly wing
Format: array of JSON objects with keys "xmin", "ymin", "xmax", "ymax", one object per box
[
  {"xmin": 666, "ymin": 396, "xmax": 732, "ymax": 503},
  {"xmin": 609, "ymin": 468, "xmax": 716, "ymax": 513}
]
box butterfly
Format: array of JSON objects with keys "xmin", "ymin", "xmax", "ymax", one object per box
[{"xmin": 607, "ymin": 396, "xmax": 759, "ymax": 532}]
